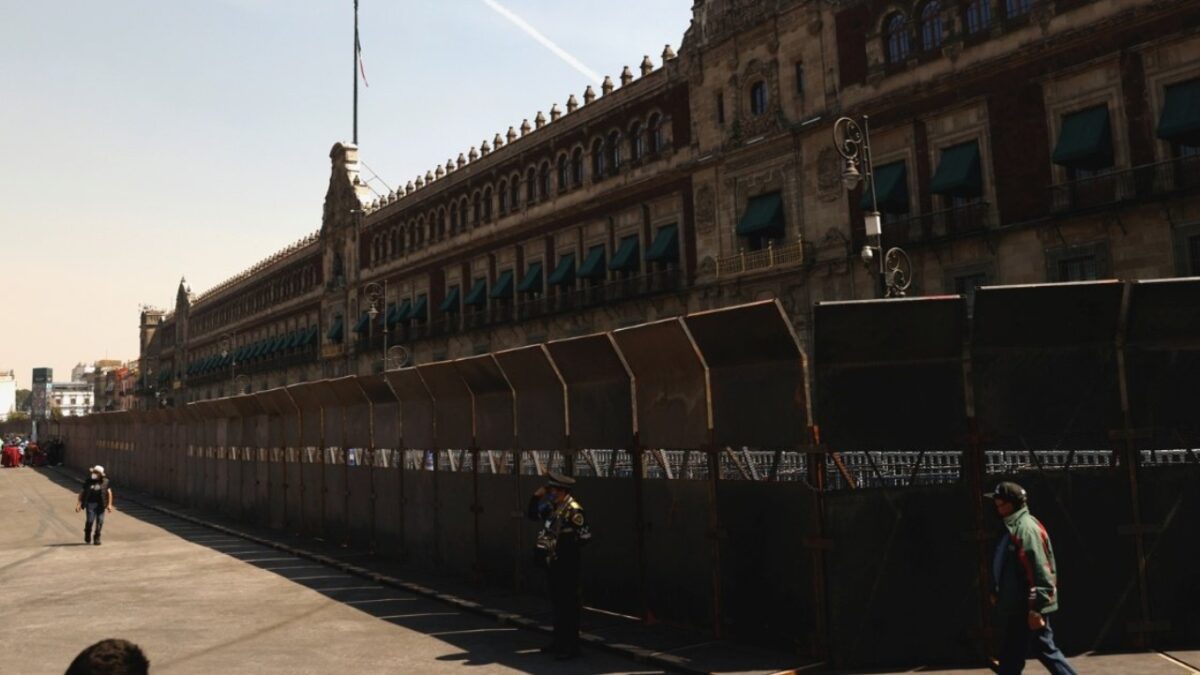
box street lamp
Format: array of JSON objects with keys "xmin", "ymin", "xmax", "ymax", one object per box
[
  {"xmin": 233, "ymin": 374, "xmax": 251, "ymax": 396},
  {"xmin": 363, "ymin": 281, "xmax": 389, "ymax": 371},
  {"xmin": 833, "ymin": 115, "xmax": 911, "ymax": 298},
  {"xmin": 220, "ymin": 332, "xmax": 238, "ymax": 392}
]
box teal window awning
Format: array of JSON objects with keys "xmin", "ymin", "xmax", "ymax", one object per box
[
  {"xmin": 737, "ymin": 192, "xmax": 785, "ymax": 236},
  {"xmin": 439, "ymin": 287, "xmax": 460, "ymax": 313},
  {"xmin": 608, "ymin": 235, "xmax": 640, "ymax": 271},
  {"xmin": 1053, "ymin": 105, "xmax": 1113, "ymax": 170},
  {"xmin": 384, "ymin": 303, "xmax": 399, "ymax": 326},
  {"xmin": 411, "ymin": 294, "xmax": 428, "ymax": 322},
  {"xmin": 517, "ymin": 262, "xmax": 543, "ymax": 293},
  {"xmin": 301, "ymin": 326, "xmax": 318, "ymax": 347},
  {"xmin": 578, "ymin": 245, "xmax": 606, "ymax": 280},
  {"xmin": 286, "ymin": 330, "xmax": 302, "ymax": 349},
  {"xmin": 464, "ymin": 278, "xmax": 488, "ymax": 307},
  {"xmin": 328, "ymin": 316, "xmax": 344, "ymax": 343},
  {"xmin": 547, "ymin": 253, "xmax": 576, "ymax": 287},
  {"xmin": 395, "ymin": 298, "xmax": 414, "ymax": 321},
  {"xmin": 1157, "ymin": 78, "xmax": 1200, "ymax": 146},
  {"xmin": 489, "ymin": 270, "xmax": 514, "ymax": 299},
  {"xmin": 353, "ymin": 312, "xmax": 370, "ymax": 333},
  {"xmin": 645, "ymin": 224, "xmax": 679, "ymax": 262},
  {"xmin": 929, "ymin": 141, "xmax": 982, "ymax": 198},
  {"xmin": 860, "ymin": 162, "xmax": 909, "ymax": 214}
]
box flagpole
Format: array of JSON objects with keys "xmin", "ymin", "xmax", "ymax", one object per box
[{"xmin": 353, "ymin": 0, "xmax": 359, "ymax": 145}]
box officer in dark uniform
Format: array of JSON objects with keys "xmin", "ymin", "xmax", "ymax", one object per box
[{"xmin": 527, "ymin": 471, "xmax": 591, "ymax": 659}]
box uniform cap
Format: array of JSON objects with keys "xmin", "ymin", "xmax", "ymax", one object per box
[
  {"xmin": 984, "ymin": 481, "xmax": 1026, "ymax": 505},
  {"xmin": 546, "ymin": 471, "xmax": 575, "ymax": 489},
  {"xmin": 91, "ymin": 465, "xmax": 106, "ymax": 475}
]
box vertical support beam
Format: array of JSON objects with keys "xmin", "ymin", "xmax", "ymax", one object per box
[{"xmin": 806, "ymin": 426, "xmax": 831, "ymax": 661}]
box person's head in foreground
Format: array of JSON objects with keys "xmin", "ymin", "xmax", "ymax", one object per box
[{"xmin": 65, "ymin": 638, "xmax": 149, "ymax": 675}]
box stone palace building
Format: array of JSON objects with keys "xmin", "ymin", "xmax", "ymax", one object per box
[{"xmin": 139, "ymin": 0, "xmax": 1200, "ymax": 405}]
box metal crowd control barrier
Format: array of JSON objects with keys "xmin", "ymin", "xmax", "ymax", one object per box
[{"xmin": 51, "ymin": 290, "xmax": 1200, "ymax": 668}]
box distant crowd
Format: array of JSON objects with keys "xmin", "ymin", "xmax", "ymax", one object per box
[{"xmin": 1, "ymin": 434, "xmax": 65, "ymax": 468}]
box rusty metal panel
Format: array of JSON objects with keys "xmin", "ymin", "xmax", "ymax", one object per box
[
  {"xmin": 1139, "ymin": 465, "xmax": 1200, "ymax": 648},
  {"xmin": 686, "ymin": 300, "xmax": 811, "ymax": 448},
  {"xmin": 476, "ymin": 471, "xmax": 521, "ymax": 589},
  {"xmin": 815, "ymin": 296, "xmax": 967, "ymax": 451},
  {"xmin": 545, "ymin": 334, "xmax": 634, "ymax": 450},
  {"xmin": 456, "ymin": 355, "xmax": 515, "ymax": 450},
  {"xmin": 574, "ymin": 476, "xmax": 641, "ymax": 617},
  {"xmin": 372, "ymin": 402, "xmax": 400, "ymax": 451},
  {"xmin": 1125, "ymin": 278, "xmax": 1200, "ymax": 446},
  {"xmin": 973, "ymin": 282, "xmax": 1123, "ymax": 450},
  {"xmin": 229, "ymin": 393, "xmax": 265, "ymax": 417},
  {"xmin": 325, "ymin": 462, "xmax": 348, "ymax": 542},
  {"xmin": 642, "ymin": 479, "xmax": 715, "ymax": 629},
  {"xmin": 302, "ymin": 461, "xmax": 324, "ymax": 539},
  {"xmin": 418, "ymin": 361, "xmax": 474, "ymax": 449},
  {"xmin": 403, "ymin": 470, "xmax": 438, "ymax": 567},
  {"xmin": 358, "ymin": 374, "xmax": 397, "ymax": 404},
  {"xmin": 494, "ymin": 345, "xmax": 567, "ymax": 451},
  {"xmin": 284, "ymin": 457, "xmax": 302, "ymax": 532},
  {"xmin": 437, "ymin": 471, "xmax": 477, "ymax": 579},
  {"xmin": 612, "ymin": 318, "xmax": 709, "ymax": 450},
  {"xmin": 347, "ymin": 466, "xmax": 373, "ymax": 548},
  {"xmin": 372, "ymin": 465, "xmax": 403, "ymax": 558},
  {"xmin": 385, "ymin": 369, "xmax": 435, "ymax": 450}
]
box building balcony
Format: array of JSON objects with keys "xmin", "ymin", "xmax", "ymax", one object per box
[
  {"xmin": 716, "ymin": 240, "xmax": 806, "ymax": 279},
  {"xmin": 1049, "ymin": 154, "xmax": 1200, "ymax": 214}
]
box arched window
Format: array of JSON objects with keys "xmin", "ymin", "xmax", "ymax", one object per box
[
  {"xmin": 885, "ymin": 13, "xmax": 911, "ymax": 64},
  {"xmin": 920, "ymin": 2, "xmax": 943, "ymax": 51},
  {"xmin": 749, "ymin": 81, "xmax": 768, "ymax": 116},
  {"xmin": 571, "ymin": 148, "xmax": 584, "ymax": 186},
  {"xmin": 538, "ymin": 162, "xmax": 551, "ymax": 200},
  {"xmin": 557, "ymin": 154, "xmax": 569, "ymax": 191},
  {"xmin": 483, "ymin": 187, "xmax": 493, "ymax": 222},
  {"xmin": 965, "ymin": 0, "xmax": 991, "ymax": 33},
  {"xmin": 510, "ymin": 174, "xmax": 521, "ymax": 209},
  {"xmin": 460, "ymin": 197, "xmax": 470, "ymax": 229},
  {"xmin": 473, "ymin": 192, "xmax": 482, "ymax": 226},
  {"xmin": 1005, "ymin": 0, "xmax": 1031, "ymax": 18},
  {"xmin": 526, "ymin": 167, "xmax": 537, "ymax": 203},
  {"xmin": 498, "ymin": 180, "xmax": 508, "ymax": 214},
  {"xmin": 449, "ymin": 202, "xmax": 459, "ymax": 234},
  {"xmin": 629, "ymin": 121, "xmax": 644, "ymax": 162},
  {"xmin": 648, "ymin": 114, "xmax": 663, "ymax": 154},
  {"xmin": 607, "ymin": 131, "xmax": 622, "ymax": 173},
  {"xmin": 592, "ymin": 138, "xmax": 606, "ymax": 178}
]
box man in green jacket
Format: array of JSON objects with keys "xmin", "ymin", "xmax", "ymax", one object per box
[{"xmin": 987, "ymin": 481, "xmax": 1077, "ymax": 674}]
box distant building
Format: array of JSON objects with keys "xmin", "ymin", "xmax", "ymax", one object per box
[
  {"xmin": 50, "ymin": 381, "xmax": 93, "ymax": 417},
  {"xmin": 0, "ymin": 371, "xmax": 15, "ymax": 421},
  {"xmin": 96, "ymin": 363, "xmax": 138, "ymax": 412}
]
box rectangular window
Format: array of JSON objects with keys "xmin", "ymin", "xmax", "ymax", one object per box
[
  {"xmin": 716, "ymin": 92, "xmax": 725, "ymax": 125},
  {"xmin": 794, "ymin": 62, "xmax": 805, "ymax": 97},
  {"xmin": 1189, "ymin": 235, "xmax": 1200, "ymax": 276},
  {"xmin": 1058, "ymin": 255, "xmax": 1099, "ymax": 282},
  {"xmin": 953, "ymin": 272, "xmax": 989, "ymax": 314}
]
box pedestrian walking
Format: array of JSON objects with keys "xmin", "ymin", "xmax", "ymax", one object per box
[
  {"xmin": 76, "ymin": 465, "xmax": 114, "ymax": 545},
  {"xmin": 65, "ymin": 638, "xmax": 150, "ymax": 675},
  {"xmin": 527, "ymin": 471, "xmax": 591, "ymax": 660},
  {"xmin": 987, "ymin": 481, "xmax": 1077, "ymax": 674}
]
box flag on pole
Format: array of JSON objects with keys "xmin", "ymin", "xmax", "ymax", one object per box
[{"xmin": 355, "ymin": 12, "xmax": 368, "ymax": 87}]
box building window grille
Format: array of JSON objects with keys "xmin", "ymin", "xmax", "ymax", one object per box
[
  {"xmin": 526, "ymin": 168, "xmax": 536, "ymax": 204},
  {"xmin": 571, "ymin": 148, "xmax": 584, "ymax": 186},
  {"xmin": 606, "ymin": 131, "xmax": 622, "ymax": 173},
  {"xmin": 885, "ymin": 13, "xmax": 911, "ymax": 64},
  {"xmin": 717, "ymin": 93, "xmax": 725, "ymax": 125},
  {"xmin": 592, "ymin": 139, "xmax": 606, "ymax": 178},
  {"xmin": 648, "ymin": 114, "xmax": 663, "ymax": 154},
  {"xmin": 539, "ymin": 163, "xmax": 551, "ymax": 200},
  {"xmin": 498, "ymin": 182, "xmax": 508, "ymax": 214},
  {"xmin": 966, "ymin": 0, "xmax": 991, "ymax": 33},
  {"xmin": 794, "ymin": 63, "xmax": 804, "ymax": 97},
  {"xmin": 557, "ymin": 155, "xmax": 569, "ymax": 191},
  {"xmin": 630, "ymin": 122, "xmax": 644, "ymax": 161},
  {"xmin": 510, "ymin": 176, "xmax": 521, "ymax": 209},
  {"xmin": 1058, "ymin": 255, "xmax": 1099, "ymax": 282},
  {"xmin": 749, "ymin": 81, "xmax": 768, "ymax": 116},
  {"xmin": 1005, "ymin": 0, "xmax": 1032, "ymax": 18},
  {"xmin": 920, "ymin": 2, "xmax": 943, "ymax": 51}
]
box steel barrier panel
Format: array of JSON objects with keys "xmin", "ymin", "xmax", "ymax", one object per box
[
  {"xmin": 1125, "ymin": 278, "xmax": 1200, "ymax": 446},
  {"xmin": 372, "ymin": 402, "xmax": 400, "ymax": 453},
  {"xmin": 717, "ymin": 480, "xmax": 819, "ymax": 651},
  {"xmin": 515, "ymin": 474, "xmax": 546, "ymax": 595},
  {"xmin": 613, "ymin": 318, "xmax": 709, "ymax": 450},
  {"xmin": 256, "ymin": 389, "xmax": 295, "ymax": 531},
  {"xmin": 823, "ymin": 485, "xmax": 978, "ymax": 667},
  {"xmin": 385, "ymin": 369, "xmax": 435, "ymax": 450},
  {"xmin": 685, "ymin": 300, "xmax": 811, "ymax": 448},
  {"xmin": 973, "ymin": 282, "xmax": 1124, "ymax": 450},
  {"xmin": 418, "ymin": 361, "xmax": 474, "ymax": 450},
  {"xmin": 1139, "ymin": 465, "xmax": 1200, "ymax": 647},
  {"xmin": 302, "ymin": 461, "xmax": 324, "ymax": 539},
  {"xmin": 544, "ymin": 334, "xmax": 634, "ymax": 450},
  {"xmin": 285, "ymin": 459, "xmax": 303, "ymax": 533},
  {"xmin": 372, "ymin": 465, "xmax": 403, "ymax": 558},
  {"xmin": 437, "ymin": 470, "xmax": 478, "ymax": 579},
  {"xmin": 573, "ymin": 475, "xmax": 641, "ymax": 617},
  {"xmin": 815, "ymin": 296, "xmax": 967, "ymax": 451},
  {"xmin": 358, "ymin": 374, "xmax": 397, "ymax": 404},
  {"xmin": 325, "ymin": 461, "xmax": 348, "ymax": 542},
  {"xmin": 455, "ymin": 355, "xmax": 515, "ymax": 450},
  {"xmin": 475, "ymin": 472, "xmax": 521, "ymax": 589},
  {"xmin": 403, "ymin": 469, "xmax": 438, "ymax": 567},
  {"xmin": 343, "ymin": 402, "xmax": 372, "ymax": 453},
  {"xmin": 347, "ymin": 466, "xmax": 373, "ymax": 548},
  {"xmin": 494, "ymin": 345, "xmax": 567, "ymax": 451},
  {"xmin": 641, "ymin": 479, "xmax": 716, "ymax": 630}
]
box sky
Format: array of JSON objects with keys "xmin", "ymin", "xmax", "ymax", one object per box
[{"xmin": 0, "ymin": 0, "xmax": 694, "ymax": 390}]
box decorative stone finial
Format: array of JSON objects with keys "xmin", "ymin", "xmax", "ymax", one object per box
[
  {"xmin": 662, "ymin": 44, "xmax": 677, "ymax": 61},
  {"xmin": 550, "ymin": 103, "xmax": 562, "ymax": 121},
  {"xmin": 416, "ymin": 175, "xmax": 425, "ymax": 188},
  {"xmin": 584, "ymin": 85, "xmax": 596, "ymax": 104},
  {"xmin": 405, "ymin": 181, "xmax": 415, "ymax": 194},
  {"xmin": 520, "ymin": 118, "xmax": 531, "ymax": 135},
  {"xmin": 481, "ymin": 140, "xmax": 491, "ymax": 155},
  {"xmin": 446, "ymin": 159, "xmax": 456, "ymax": 173},
  {"xmin": 566, "ymin": 94, "xmax": 579, "ymax": 113},
  {"xmin": 435, "ymin": 165, "xmax": 445, "ymax": 178},
  {"xmin": 602, "ymin": 76, "xmax": 614, "ymax": 95},
  {"xmin": 535, "ymin": 111, "xmax": 546, "ymax": 128},
  {"xmin": 507, "ymin": 126, "xmax": 518, "ymax": 143},
  {"xmin": 469, "ymin": 147, "xmax": 479, "ymax": 161},
  {"xmin": 621, "ymin": 66, "xmax": 634, "ymax": 86},
  {"xmin": 494, "ymin": 132, "xmax": 505, "ymax": 148},
  {"xmin": 457, "ymin": 153, "xmax": 467, "ymax": 168},
  {"xmin": 641, "ymin": 55, "xmax": 654, "ymax": 76}
]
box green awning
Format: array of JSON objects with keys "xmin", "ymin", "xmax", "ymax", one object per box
[
  {"xmin": 547, "ymin": 253, "xmax": 576, "ymax": 287},
  {"xmin": 353, "ymin": 312, "xmax": 370, "ymax": 333},
  {"xmin": 578, "ymin": 245, "xmax": 606, "ymax": 280},
  {"xmin": 464, "ymin": 278, "xmax": 488, "ymax": 307},
  {"xmin": 859, "ymin": 163, "xmax": 909, "ymax": 214},
  {"xmin": 328, "ymin": 316, "xmax": 344, "ymax": 342},
  {"xmin": 385, "ymin": 303, "xmax": 399, "ymax": 325},
  {"xmin": 286, "ymin": 330, "xmax": 302, "ymax": 349},
  {"xmin": 738, "ymin": 192, "xmax": 785, "ymax": 236},
  {"xmin": 517, "ymin": 262, "xmax": 543, "ymax": 293},
  {"xmin": 411, "ymin": 295, "xmax": 428, "ymax": 322},
  {"xmin": 1052, "ymin": 105, "xmax": 1113, "ymax": 170},
  {"xmin": 929, "ymin": 141, "xmax": 982, "ymax": 198},
  {"xmin": 608, "ymin": 235, "xmax": 640, "ymax": 271},
  {"xmin": 1157, "ymin": 79, "xmax": 1200, "ymax": 146},
  {"xmin": 645, "ymin": 224, "xmax": 679, "ymax": 262},
  {"xmin": 301, "ymin": 326, "xmax": 318, "ymax": 347},
  {"xmin": 439, "ymin": 287, "xmax": 460, "ymax": 313},
  {"xmin": 233, "ymin": 345, "xmax": 248, "ymax": 361},
  {"xmin": 395, "ymin": 298, "xmax": 414, "ymax": 321},
  {"xmin": 489, "ymin": 270, "xmax": 514, "ymax": 299}
]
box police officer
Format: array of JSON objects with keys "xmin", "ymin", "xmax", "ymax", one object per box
[
  {"xmin": 75, "ymin": 465, "xmax": 114, "ymax": 545},
  {"xmin": 527, "ymin": 471, "xmax": 591, "ymax": 660}
]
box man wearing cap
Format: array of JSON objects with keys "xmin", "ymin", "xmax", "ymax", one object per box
[
  {"xmin": 75, "ymin": 465, "xmax": 114, "ymax": 545},
  {"xmin": 527, "ymin": 471, "xmax": 591, "ymax": 659},
  {"xmin": 987, "ymin": 481, "xmax": 1076, "ymax": 674}
]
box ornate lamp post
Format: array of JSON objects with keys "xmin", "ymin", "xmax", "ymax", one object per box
[
  {"xmin": 219, "ymin": 332, "xmax": 238, "ymax": 392},
  {"xmin": 833, "ymin": 115, "xmax": 912, "ymax": 298},
  {"xmin": 233, "ymin": 374, "xmax": 251, "ymax": 396},
  {"xmin": 363, "ymin": 281, "xmax": 388, "ymax": 371}
]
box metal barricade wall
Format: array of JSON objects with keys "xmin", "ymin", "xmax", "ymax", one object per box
[
  {"xmin": 384, "ymin": 368, "xmax": 437, "ymax": 567},
  {"xmin": 418, "ymin": 361, "xmax": 477, "ymax": 580}
]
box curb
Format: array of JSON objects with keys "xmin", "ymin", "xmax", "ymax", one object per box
[{"xmin": 54, "ymin": 468, "xmax": 707, "ymax": 674}]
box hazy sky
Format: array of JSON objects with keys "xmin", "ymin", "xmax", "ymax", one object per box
[{"xmin": 0, "ymin": 1, "xmax": 694, "ymax": 389}]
